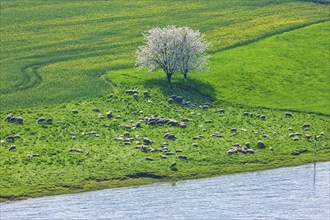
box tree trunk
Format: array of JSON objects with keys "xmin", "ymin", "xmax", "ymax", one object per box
[
  {"xmin": 167, "ymin": 73, "xmax": 172, "ymax": 84},
  {"xmin": 183, "ymin": 70, "xmax": 188, "ymax": 79}
]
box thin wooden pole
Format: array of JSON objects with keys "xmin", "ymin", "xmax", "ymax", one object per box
[{"xmin": 314, "ymin": 137, "xmax": 317, "ymax": 163}]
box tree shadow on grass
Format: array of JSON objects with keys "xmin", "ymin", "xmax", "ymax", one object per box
[{"xmin": 142, "ymin": 75, "xmax": 217, "ymax": 105}]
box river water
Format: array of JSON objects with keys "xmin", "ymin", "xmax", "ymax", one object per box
[{"xmin": 1, "ymin": 162, "xmax": 329, "ymax": 220}]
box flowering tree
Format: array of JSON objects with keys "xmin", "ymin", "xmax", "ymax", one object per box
[{"xmin": 136, "ymin": 26, "xmax": 210, "ymax": 84}]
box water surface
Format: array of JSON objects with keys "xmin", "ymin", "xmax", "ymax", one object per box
[{"xmin": 1, "ymin": 162, "xmax": 329, "ymax": 220}]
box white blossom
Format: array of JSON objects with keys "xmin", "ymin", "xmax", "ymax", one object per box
[{"xmin": 136, "ymin": 26, "xmax": 210, "ymax": 83}]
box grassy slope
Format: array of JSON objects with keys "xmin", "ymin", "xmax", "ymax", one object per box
[
  {"xmin": 108, "ymin": 22, "xmax": 330, "ymax": 114},
  {"xmin": 0, "ymin": 1, "xmax": 329, "ymax": 201},
  {"xmin": 0, "ymin": 87, "xmax": 329, "ymax": 202},
  {"xmin": 1, "ymin": 24, "xmax": 329, "ymax": 202},
  {"xmin": 207, "ymin": 21, "xmax": 330, "ymax": 114},
  {"xmin": 1, "ymin": 0, "xmax": 329, "ymax": 109}
]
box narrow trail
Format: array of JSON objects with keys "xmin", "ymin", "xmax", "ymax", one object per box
[
  {"xmin": 210, "ymin": 19, "xmax": 330, "ymax": 54},
  {"xmin": 0, "ymin": 64, "xmax": 43, "ymax": 94}
]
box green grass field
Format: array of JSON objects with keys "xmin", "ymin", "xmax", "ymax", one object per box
[
  {"xmin": 1, "ymin": 85, "xmax": 329, "ymax": 201},
  {"xmin": 0, "ymin": 0, "xmax": 329, "ymax": 201},
  {"xmin": 108, "ymin": 22, "xmax": 330, "ymax": 114},
  {"xmin": 1, "ymin": 0, "xmax": 329, "ymax": 109}
]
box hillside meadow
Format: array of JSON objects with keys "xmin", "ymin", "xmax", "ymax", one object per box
[
  {"xmin": 1, "ymin": 85, "xmax": 329, "ymax": 202},
  {"xmin": 0, "ymin": 0, "xmax": 329, "ymax": 201},
  {"xmin": 1, "ymin": 0, "xmax": 329, "ymax": 109},
  {"xmin": 108, "ymin": 21, "xmax": 330, "ymax": 114}
]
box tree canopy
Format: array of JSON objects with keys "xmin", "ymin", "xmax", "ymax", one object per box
[{"xmin": 136, "ymin": 26, "xmax": 210, "ymax": 83}]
